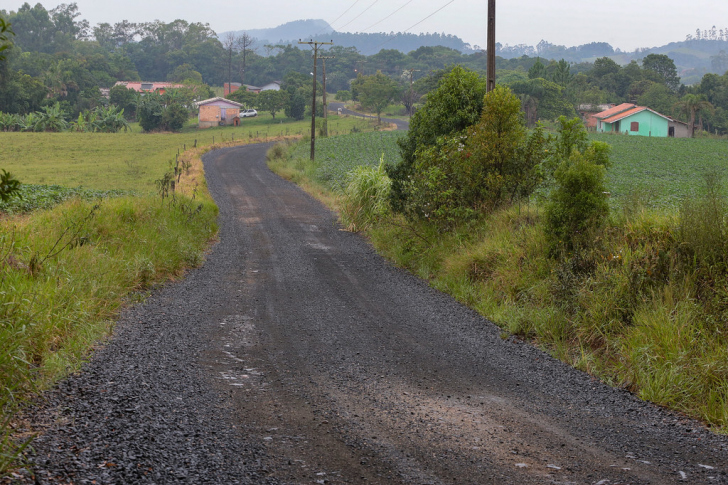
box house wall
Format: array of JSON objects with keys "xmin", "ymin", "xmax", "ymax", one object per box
[
  {"xmin": 600, "ymin": 112, "xmax": 669, "ymax": 137},
  {"xmin": 669, "ymin": 121, "xmax": 690, "ymax": 138}
]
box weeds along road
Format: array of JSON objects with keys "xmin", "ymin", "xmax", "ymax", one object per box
[{"xmin": 19, "ymin": 143, "xmax": 728, "ymax": 484}]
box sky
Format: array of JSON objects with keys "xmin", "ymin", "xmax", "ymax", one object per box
[{"xmin": 3, "ymin": 0, "xmax": 727, "ymax": 52}]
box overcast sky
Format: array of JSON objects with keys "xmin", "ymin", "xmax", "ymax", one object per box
[{"xmin": 4, "ymin": 0, "xmax": 727, "ymax": 52}]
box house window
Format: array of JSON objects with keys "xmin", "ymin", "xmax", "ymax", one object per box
[
  {"xmin": 141, "ymin": 83, "xmax": 153, "ymax": 91},
  {"xmin": 630, "ymin": 121, "xmax": 639, "ymax": 132}
]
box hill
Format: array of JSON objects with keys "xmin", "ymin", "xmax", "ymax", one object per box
[{"xmin": 220, "ymin": 19, "xmax": 475, "ymax": 56}]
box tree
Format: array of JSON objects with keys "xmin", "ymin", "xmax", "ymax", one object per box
[
  {"xmin": 400, "ymin": 86, "xmax": 547, "ymax": 226},
  {"xmin": 258, "ymin": 89, "xmax": 288, "ymax": 119},
  {"xmin": 137, "ymin": 92, "xmax": 164, "ymax": 132},
  {"xmin": 642, "ymin": 54, "xmax": 681, "ymax": 92},
  {"xmin": 551, "ymin": 59, "xmax": 573, "ymax": 86},
  {"xmin": 109, "ymin": 84, "xmax": 138, "ymax": 119},
  {"xmin": 358, "ymin": 70, "xmax": 400, "ymax": 123},
  {"xmin": 161, "ymin": 103, "xmax": 188, "ymax": 131},
  {"xmin": 675, "ymin": 94, "xmax": 714, "ymax": 137},
  {"xmin": 167, "ymin": 63, "xmax": 202, "ymax": 83},
  {"xmin": 237, "ymin": 32, "xmax": 256, "ymax": 85},
  {"xmin": 528, "ymin": 58, "xmax": 546, "ymax": 79},
  {"xmin": 389, "ymin": 66, "xmax": 487, "ymax": 212},
  {"xmin": 285, "ymin": 90, "xmax": 306, "ymax": 120},
  {"xmin": 0, "ymin": 15, "xmax": 13, "ymax": 62}
]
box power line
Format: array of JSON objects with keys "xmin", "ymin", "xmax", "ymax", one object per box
[
  {"xmin": 361, "ymin": 0, "xmax": 414, "ymax": 32},
  {"xmin": 320, "ymin": 0, "xmax": 361, "ymax": 33},
  {"xmin": 336, "ymin": 0, "xmax": 380, "ymax": 31},
  {"xmin": 366, "ymin": 0, "xmax": 456, "ymax": 54}
]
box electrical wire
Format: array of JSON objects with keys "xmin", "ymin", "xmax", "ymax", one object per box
[
  {"xmin": 360, "ymin": 0, "xmax": 414, "ymax": 32},
  {"xmin": 366, "ymin": 0, "xmax": 456, "ymax": 54},
  {"xmin": 336, "ymin": 0, "xmax": 380, "ymax": 31},
  {"xmin": 315, "ymin": 0, "xmax": 361, "ymax": 35}
]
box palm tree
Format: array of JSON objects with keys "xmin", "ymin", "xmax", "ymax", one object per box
[{"xmin": 675, "ymin": 94, "xmax": 714, "ymax": 137}]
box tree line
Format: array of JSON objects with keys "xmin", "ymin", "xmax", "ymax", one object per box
[{"xmin": 1, "ymin": 2, "xmax": 727, "ymax": 135}]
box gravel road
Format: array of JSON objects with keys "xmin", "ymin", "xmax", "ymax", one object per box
[
  {"xmin": 11, "ymin": 143, "xmax": 728, "ymax": 484},
  {"xmin": 328, "ymin": 102, "xmax": 410, "ymax": 130}
]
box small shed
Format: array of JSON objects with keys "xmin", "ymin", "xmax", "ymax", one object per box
[
  {"xmin": 667, "ymin": 118, "xmax": 690, "ymax": 138},
  {"xmin": 195, "ymin": 97, "xmax": 245, "ymax": 129},
  {"xmin": 594, "ymin": 103, "xmax": 670, "ymax": 137}
]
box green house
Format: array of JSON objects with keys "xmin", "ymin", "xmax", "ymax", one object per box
[{"xmin": 594, "ymin": 103, "xmax": 670, "ymax": 137}]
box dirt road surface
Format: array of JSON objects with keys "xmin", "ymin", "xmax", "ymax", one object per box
[{"xmin": 14, "ymin": 143, "xmax": 728, "ymax": 484}]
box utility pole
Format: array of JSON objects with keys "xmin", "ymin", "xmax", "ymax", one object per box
[
  {"xmin": 320, "ymin": 55, "xmax": 335, "ymax": 137},
  {"xmin": 487, "ymin": 0, "xmax": 496, "ymax": 93},
  {"xmin": 299, "ymin": 39, "xmax": 333, "ymax": 161},
  {"xmin": 405, "ymin": 68, "xmax": 421, "ymax": 117}
]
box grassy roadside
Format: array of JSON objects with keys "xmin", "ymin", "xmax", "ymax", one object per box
[{"xmin": 268, "ymin": 136, "xmax": 728, "ymax": 434}]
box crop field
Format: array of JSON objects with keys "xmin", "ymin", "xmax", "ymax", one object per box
[
  {"xmin": 290, "ymin": 131, "xmax": 404, "ymax": 190},
  {"xmin": 294, "ymin": 130, "xmax": 728, "ymax": 208},
  {"xmin": 593, "ymin": 134, "xmax": 728, "ymax": 208}
]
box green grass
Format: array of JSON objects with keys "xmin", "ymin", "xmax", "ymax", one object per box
[{"xmin": 0, "ymin": 113, "xmax": 377, "ymax": 191}]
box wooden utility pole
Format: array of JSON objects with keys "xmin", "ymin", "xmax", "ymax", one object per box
[
  {"xmin": 405, "ymin": 68, "xmax": 421, "ymax": 117},
  {"xmin": 299, "ymin": 39, "xmax": 333, "ymax": 160},
  {"xmin": 487, "ymin": 0, "xmax": 496, "ymax": 92},
  {"xmin": 320, "ymin": 55, "xmax": 335, "ymax": 137}
]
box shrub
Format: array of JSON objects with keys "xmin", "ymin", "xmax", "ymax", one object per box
[
  {"xmin": 161, "ymin": 103, "xmax": 189, "ymax": 132},
  {"xmin": 335, "ymin": 90, "xmax": 352, "ymax": 102},
  {"xmin": 544, "ymin": 147, "xmax": 610, "ymax": 253},
  {"xmin": 388, "ymin": 66, "xmax": 487, "ymax": 212},
  {"xmin": 400, "ymin": 85, "xmax": 547, "ymax": 228}
]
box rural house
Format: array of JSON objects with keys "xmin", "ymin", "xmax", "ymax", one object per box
[
  {"xmin": 114, "ymin": 81, "xmax": 184, "ymax": 95},
  {"xmin": 593, "ymin": 103, "xmax": 684, "ymax": 137},
  {"xmin": 195, "ymin": 97, "xmax": 244, "ymax": 128}
]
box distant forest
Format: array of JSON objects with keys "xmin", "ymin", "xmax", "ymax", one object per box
[{"xmin": 1, "ymin": 4, "xmax": 727, "ymax": 135}]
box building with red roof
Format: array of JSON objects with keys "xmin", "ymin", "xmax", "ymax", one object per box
[{"xmin": 593, "ymin": 103, "xmax": 687, "ymax": 137}]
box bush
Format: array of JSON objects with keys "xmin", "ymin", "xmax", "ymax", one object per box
[
  {"xmin": 544, "ymin": 147, "xmax": 610, "ymax": 253},
  {"xmin": 161, "ymin": 103, "xmax": 189, "ymax": 132},
  {"xmin": 388, "ymin": 66, "xmax": 487, "ymax": 212},
  {"xmin": 400, "ymin": 85, "xmax": 547, "ymax": 228}
]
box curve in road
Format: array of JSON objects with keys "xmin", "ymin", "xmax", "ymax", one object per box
[
  {"xmin": 328, "ymin": 102, "xmax": 410, "ymax": 131},
  {"xmin": 16, "ymin": 143, "xmax": 728, "ymax": 485}
]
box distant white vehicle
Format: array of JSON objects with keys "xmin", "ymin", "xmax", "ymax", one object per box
[{"xmin": 241, "ymin": 109, "xmax": 258, "ymax": 118}]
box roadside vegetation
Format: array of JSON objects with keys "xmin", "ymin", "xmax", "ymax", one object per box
[{"xmin": 269, "ymin": 67, "xmax": 728, "ymax": 434}]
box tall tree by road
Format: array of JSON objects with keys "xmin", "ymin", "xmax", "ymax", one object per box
[{"xmin": 358, "ymin": 70, "xmax": 401, "ymax": 124}]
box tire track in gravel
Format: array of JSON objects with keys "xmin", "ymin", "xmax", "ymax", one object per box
[{"xmin": 12, "ymin": 143, "xmax": 728, "ymax": 484}]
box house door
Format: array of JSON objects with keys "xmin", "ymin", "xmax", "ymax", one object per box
[
  {"xmin": 669, "ymin": 126, "xmax": 675, "ymax": 137},
  {"xmin": 220, "ymin": 108, "xmax": 227, "ymax": 120},
  {"xmin": 614, "ymin": 120, "xmax": 620, "ymax": 132}
]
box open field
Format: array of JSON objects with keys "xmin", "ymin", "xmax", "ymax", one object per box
[
  {"xmin": 0, "ymin": 113, "xmax": 377, "ymax": 191},
  {"xmin": 594, "ymin": 133, "xmax": 728, "ymax": 207}
]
